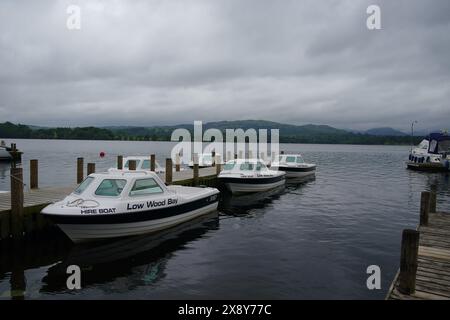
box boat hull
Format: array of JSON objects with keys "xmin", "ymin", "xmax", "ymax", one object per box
[
  {"xmin": 272, "ymin": 165, "xmax": 316, "ymax": 178},
  {"xmin": 406, "ymin": 162, "xmax": 449, "ymax": 172},
  {"xmin": 54, "ymin": 202, "xmax": 218, "ymax": 243},
  {"xmin": 219, "ymin": 175, "xmax": 285, "ymax": 194}
]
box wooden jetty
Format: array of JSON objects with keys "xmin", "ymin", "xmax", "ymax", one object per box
[
  {"xmin": 387, "ymin": 191, "xmax": 450, "ymax": 300},
  {"xmin": 0, "ymin": 154, "xmax": 223, "ymax": 240}
]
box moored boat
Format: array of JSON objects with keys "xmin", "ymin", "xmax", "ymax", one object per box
[
  {"xmin": 218, "ymin": 159, "xmax": 285, "ymax": 194},
  {"xmin": 41, "ymin": 170, "xmax": 219, "ymax": 243},
  {"xmin": 407, "ymin": 132, "xmax": 450, "ymax": 172},
  {"xmin": 270, "ymin": 154, "xmax": 316, "ymax": 178}
]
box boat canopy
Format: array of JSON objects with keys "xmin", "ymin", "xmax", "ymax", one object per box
[{"xmin": 428, "ymin": 132, "xmax": 450, "ymax": 154}]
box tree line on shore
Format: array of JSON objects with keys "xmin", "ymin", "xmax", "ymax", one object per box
[{"xmin": 0, "ymin": 121, "xmax": 423, "ymax": 145}]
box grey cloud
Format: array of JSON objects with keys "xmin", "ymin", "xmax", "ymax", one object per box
[{"xmin": 0, "ymin": 0, "xmax": 449, "ymax": 131}]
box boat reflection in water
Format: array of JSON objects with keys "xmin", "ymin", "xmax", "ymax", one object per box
[{"xmin": 39, "ymin": 212, "xmax": 219, "ymax": 294}]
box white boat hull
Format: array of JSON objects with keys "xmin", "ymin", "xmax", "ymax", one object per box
[
  {"xmin": 57, "ymin": 202, "xmax": 218, "ymax": 243},
  {"xmin": 224, "ymin": 179, "xmax": 285, "ymax": 194}
]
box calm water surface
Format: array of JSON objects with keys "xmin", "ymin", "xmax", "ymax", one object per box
[{"xmin": 0, "ymin": 139, "xmax": 449, "ymax": 299}]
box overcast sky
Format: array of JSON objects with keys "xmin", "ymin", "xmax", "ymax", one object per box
[{"xmin": 0, "ymin": 0, "xmax": 449, "ymax": 131}]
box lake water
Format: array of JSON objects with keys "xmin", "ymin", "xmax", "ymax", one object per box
[{"xmin": 0, "ymin": 139, "xmax": 449, "ymax": 299}]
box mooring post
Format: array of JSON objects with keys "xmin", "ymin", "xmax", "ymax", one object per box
[
  {"xmin": 150, "ymin": 154, "xmax": 156, "ymax": 171},
  {"xmin": 234, "ymin": 153, "xmax": 238, "ymax": 159},
  {"xmin": 193, "ymin": 153, "xmax": 199, "ymax": 186},
  {"xmin": 420, "ymin": 191, "xmax": 431, "ymax": 226},
  {"xmin": 166, "ymin": 158, "xmax": 173, "ymax": 184},
  {"xmin": 175, "ymin": 153, "xmax": 181, "ymax": 172},
  {"xmin": 429, "ymin": 191, "xmax": 437, "ymax": 214},
  {"xmin": 77, "ymin": 157, "xmax": 84, "ymax": 184},
  {"xmin": 30, "ymin": 159, "xmax": 38, "ymax": 189},
  {"xmin": 87, "ymin": 163, "xmax": 96, "ymax": 175},
  {"xmin": 398, "ymin": 229, "xmax": 420, "ymax": 295},
  {"xmin": 10, "ymin": 167, "xmax": 24, "ymax": 238},
  {"xmin": 216, "ymin": 155, "xmax": 222, "ymax": 175},
  {"xmin": 281, "ymin": 150, "xmax": 284, "ymax": 155},
  {"xmin": 117, "ymin": 155, "xmax": 123, "ymax": 169},
  {"xmin": 211, "ymin": 151, "xmax": 216, "ymax": 167},
  {"xmin": 128, "ymin": 160, "xmax": 136, "ymax": 171}
]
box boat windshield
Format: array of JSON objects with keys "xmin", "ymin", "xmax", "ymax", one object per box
[
  {"xmin": 73, "ymin": 177, "xmax": 94, "ymax": 195},
  {"xmin": 224, "ymin": 162, "xmax": 235, "ymax": 170},
  {"xmin": 129, "ymin": 178, "xmax": 163, "ymax": 196},
  {"xmin": 240, "ymin": 162, "xmax": 254, "ymax": 171},
  {"xmin": 286, "ymin": 156, "xmax": 296, "ymax": 163},
  {"xmin": 296, "ymin": 156, "xmax": 305, "ymax": 164},
  {"xmin": 95, "ymin": 179, "xmax": 127, "ymax": 197},
  {"xmin": 141, "ymin": 160, "xmax": 150, "ymax": 169}
]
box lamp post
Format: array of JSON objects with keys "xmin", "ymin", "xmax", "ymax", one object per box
[{"xmin": 411, "ymin": 121, "xmax": 418, "ymax": 152}]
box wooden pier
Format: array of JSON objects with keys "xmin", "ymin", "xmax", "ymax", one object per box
[
  {"xmin": 0, "ymin": 154, "xmax": 222, "ymax": 241},
  {"xmin": 387, "ymin": 191, "xmax": 450, "ymax": 300}
]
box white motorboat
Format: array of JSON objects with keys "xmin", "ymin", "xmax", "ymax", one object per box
[
  {"xmin": 407, "ymin": 132, "xmax": 450, "ymax": 172},
  {"xmin": 41, "ymin": 170, "xmax": 219, "ymax": 243},
  {"xmin": 270, "ymin": 154, "xmax": 316, "ymax": 178},
  {"xmin": 218, "ymin": 159, "xmax": 285, "ymax": 194},
  {"xmin": 188, "ymin": 153, "xmax": 219, "ymax": 168},
  {"xmin": 0, "ymin": 141, "xmax": 12, "ymax": 161},
  {"xmin": 109, "ymin": 156, "xmax": 184, "ymax": 174}
]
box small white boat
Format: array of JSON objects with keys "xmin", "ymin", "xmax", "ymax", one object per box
[
  {"xmin": 109, "ymin": 156, "xmax": 183, "ymax": 174},
  {"xmin": 270, "ymin": 154, "xmax": 316, "ymax": 178},
  {"xmin": 188, "ymin": 153, "xmax": 219, "ymax": 168},
  {"xmin": 407, "ymin": 132, "xmax": 450, "ymax": 172},
  {"xmin": 41, "ymin": 171, "xmax": 219, "ymax": 243},
  {"xmin": 0, "ymin": 141, "xmax": 12, "ymax": 161},
  {"xmin": 218, "ymin": 159, "xmax": 285, "ymax": 194}
]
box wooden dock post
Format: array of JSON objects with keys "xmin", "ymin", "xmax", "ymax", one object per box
[
  {"xmin": 77, "ymin": 157, "xmax": 84, "ymax": 184},
  {"xmin": 420, "ymin": 191, "xmax": 430, "ymax": 226},
  {"xmin": 193, "ymin": 153, "xmax": 199, "ymax": 186},
  {"xmin": 165, "ymin": 158, "xmax": 173, "ymax": 184},
  {"xmin": 216, "ymin": 155, "xmax": 222, "ymax": 175},
  {"xmin": 128, "ymin": 160, "xmax": 136, "ymax": 170},
  {"xmin": 234, "ymin": 153, "xmax": 238, "ymax": 159},
  {"xmin": 87, "ymin": 163, "xmax": 96, "ymax": 175},
  {"xmin": 117, "ymin": 155, "xmax": 123, "ymax": 169},
  {"xmin": 430, "ymin": 191, "xmax": 437, "ymax": 213},
  {"xmin": 30, "ymin": 159, "xmax": 38, "ymax": 189},
  {"xmin": 175, "ymin": 154, "xmax": 181, "ymax": 172},
  {"xmin": 150, "ymin": 154, "xmax": 156, "ymax": 171},
  {"xmin": 10, "ymin": 167, "xmax": 24, "ymax": 237},
  {"xmin": 211, "ymin": 151, "xmax": 216, "ymax": 167},
  {"xmin": 398, "ymin": 229, "xmax": 420, "ymax": 295}
]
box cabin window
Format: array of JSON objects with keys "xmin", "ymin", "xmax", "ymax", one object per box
[
  {"xmin": 141, "ymin": 160, "xmax": 150, "ymax": 169},
  {"xmin": 240, "ymin": 162, "xmax": 254, "ymax": 171},
  {"xmin": 224, "ymin": 162, "xmax": 235, "ymax": 170},
  {"xmin": 256, "ymin": 162, "xmax": 266, "ymax": 171},
  {"xmin": 296, "ymin": 157, "xmax": 305, "ymax": 164},
  {"xmin": 74, "ymin": 177, "xmax": 94, "ymax": 195},
  {"xmin": 129, "ymin": 178, "xmax": 163, "ymax": 196},
  {"xmin": 95, "ymin": 179, "xmax": 127, "ymax": 197},
  {"xmin": 286, "ymin": 156, "xmax": 296, "ymax": 163}
]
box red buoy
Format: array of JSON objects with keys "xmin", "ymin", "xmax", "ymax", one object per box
[{"xmin": 99, "ymin": 151, "xmax": 105, "ymax": 158}]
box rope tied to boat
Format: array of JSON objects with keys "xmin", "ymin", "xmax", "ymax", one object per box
[{"xmin": 66, "ymin": 198, "xmax": 100, "ymax": 208}]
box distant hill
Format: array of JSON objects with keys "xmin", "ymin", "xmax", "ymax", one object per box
[
  {"xmin": 365, "ymin": 127, "xmax": 407, "ymax": 136},
  {"xmin": 0, "ymin": 120, "xmax": 424, "ymax": 145}
]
